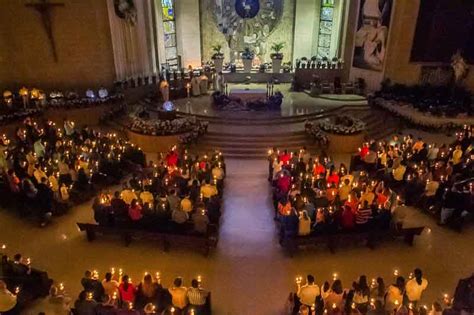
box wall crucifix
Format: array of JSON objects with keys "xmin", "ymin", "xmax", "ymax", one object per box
[{"xmin": 25, "ymin": 0, "xmax": 65, "ymax": 62}]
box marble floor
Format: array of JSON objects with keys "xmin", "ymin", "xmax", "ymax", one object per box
[
  {"xmin": 1, "ymin": 159, "xmax": 474, "ymax": 315},
  {"xmin": 171, "ymin": 83, "xmax": 368, "ymax": 118}
]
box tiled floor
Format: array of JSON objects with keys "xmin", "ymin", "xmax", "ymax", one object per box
[{"xmin": 1, "ymin": 158, "xmax": 473, "ymax": 314}]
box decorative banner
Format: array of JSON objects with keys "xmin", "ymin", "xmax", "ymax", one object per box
[{"xmin": 353, "ymin": 0, "xmax": 393, "ymax": 71}]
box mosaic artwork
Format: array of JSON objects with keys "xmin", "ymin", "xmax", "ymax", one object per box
[{"xmin": 213, "ymin": 0, "xmax": 284, "ymax": 62}]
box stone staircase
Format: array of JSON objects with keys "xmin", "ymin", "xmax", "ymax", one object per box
[{"xmin": 189, "ymin": 105, "xmax": 376, "ymax": 159}]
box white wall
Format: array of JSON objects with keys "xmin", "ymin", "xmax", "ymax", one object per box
[
  {"xmin": 175, "ymin": 0, "xmax": 202, "ymax": 68},
  {"xmin": 293, "ymin": 0, "xmax": 318, "ymax": 63}
]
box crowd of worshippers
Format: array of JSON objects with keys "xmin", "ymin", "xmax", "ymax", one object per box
[
  {"xmin": 287, "ymin": 269, "xmax": 474, "ymax": 315},
  {"xmin": 268, "ymin": 127, "xmax": 473, "ymax": 237},
  {"xmin": 70, "ymin": 270, "xmax": 210, "ymax": 315},
  {"xmin": 0, "ymin": 117, "xmax": 145, "ymax": 226},
  {"xmin": 0, "ymin": 251, "xmax": 53, "ymax": 315},
  {"xmin": 92, "ymin": 149, "xmax": 225, "ymax": 234},
  {"xmin": 352, "ymin": 127, "xmax": 473, "ymax": 227},
  {"xmin": 0, "ymin": 263, "xmax": 211, "ymax": 315},
  {"xmin": 269, "ymin": 148, "xmax": 398, "ymax": 237}
]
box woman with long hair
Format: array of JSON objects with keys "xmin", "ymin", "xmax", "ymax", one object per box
[
  {"xmin": 325, "ymin": 279, "xmax": 345, "ymax": 310},
  {"xmin": 135, "ymin": 273, "xmax": 161, "ymax": 309},
  {"xmin": 353, "ymin": 275, "xmax": 370, "ymax": 313}
]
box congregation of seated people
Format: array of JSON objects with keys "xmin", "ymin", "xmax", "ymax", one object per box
[
  {"xmin": 71, "ymin": 269, "xmax": 210, "ymax": 315},
  {"xmin": 287, "ymin": 269, "xmax": 474, "ymax": 315},
  {"xmin": 0, "ymin": 116, "xmax": 145, "ymax": 226},
  {"xmin": 269, "ymin": 126, "xmax": 472, "ymax": 239},
  {"xmin": 269, "ymin": 148, "xmax": 397, "ymax": 239},
  {"xmin": 352, "ymin": 127, "xmax": 473, "ymax": 228},
  {"xmin": 92, "ymin": 148, "xmax": 225, "ymax": 235},
  {"xmin": 0, "ymin": 250, "xmax": 53, "ymax": 315}
]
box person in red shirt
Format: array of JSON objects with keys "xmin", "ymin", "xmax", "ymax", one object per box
[
  {"xmin": 165, "ymin": 150, "xmax": 178, "ymax": 167},
  {"xmin": 277, "ymin": 172, "xmax": 292, "ymax": 194},
  {"xmin": 313, "ymin": 161, "xmax": 326, "ymax": 177},
  {"xmin": 344, "ymin": 192, "xmax": 359, "ymax": 214},
  {"xmin": 341, "ymin": 205, "xmax": 355, "ymax": 230},
  {"xmin": 359, "ymin": 144, "xmax": 369, "ymax": 159},
  {"xmin": 128, "ymin": 199, "xmax": 143, "ymax": 221},
  {"xmin": 279, "ymin": 150, "xmax": 291, "ymax": 165},
  {"xmin": 119, "ymin": 275, "xmax": 136, "ymax": 305},
  {"xmin": 327, "ymin": 169, "xmax": 340, "ymax": 186}
]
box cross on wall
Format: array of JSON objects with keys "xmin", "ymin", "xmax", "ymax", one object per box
[{"xmin": 25, "ymin": 0, "xmax": 65, "ymax": 62}]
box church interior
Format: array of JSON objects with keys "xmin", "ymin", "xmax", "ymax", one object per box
[{"xmin": 0, "ymin": 0, "xmax": 473, "ymax": 314}]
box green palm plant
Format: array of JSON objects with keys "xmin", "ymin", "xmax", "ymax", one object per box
[
  {"xmin": 270, "ymin": 42, "xmax": 285, "ymax": 59},
  {"xmin": 211, "ymin": 44, "xmax": 224, "ymax": 59}
]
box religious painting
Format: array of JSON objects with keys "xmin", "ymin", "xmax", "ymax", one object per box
[
  {"xmin": 212, "ymin": 0, "xmax": 284, "ymax": 63},
  {"xmin": 353, "ymin": 0, "xmax": 393, "ymax": 71}
]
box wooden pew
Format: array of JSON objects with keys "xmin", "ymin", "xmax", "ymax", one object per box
[
  {"xmin": 76, "ymin": 223, "xmax": 218, "ymax": 257},
  {"xmin": 280, "ymin": 225, "xmax": 425, "ymax": 256}
]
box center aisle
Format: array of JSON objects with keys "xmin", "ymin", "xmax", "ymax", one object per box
[{"xmin": 213, "ymin": 159, "xmax": 290, "ymax": 314}]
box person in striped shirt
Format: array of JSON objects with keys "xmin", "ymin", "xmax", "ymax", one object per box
[
  {"xmin": 355, "ymin": 201, "xmax": 373, "ymax": 228},
  {"xmin": 187, "ymin": 279, "xmax": 208, "ymax": 313}
]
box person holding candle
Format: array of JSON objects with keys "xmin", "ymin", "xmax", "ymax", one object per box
[
  {"xmin": 187, "ymin": 279, "xmax": 208, "ymax": 313},
  {"xmin": 297, "ymin": 275, "xmax": 320, "ymax": 310},
  {"xmin": 168, "ymin": 277, "xmax": 188, "ymax": 311},
  {"xmin": 119, "ymin": 275, "xmax": 136, "ymax": 307},
  {"xmin": 81, "ymin": 270, "xmax": 104, "ymax": 302},
  {"xmin": 405, "ymin": 268, "xmax": 429, "ymax": 307},
  {"xmin": 101, "ymin": 272, "xmax": 120, "ymax": 301},
  {"xmin": 135, "ymin": 274, "xmax": 161, "ymax": 310},
  {"xmin": 385, "ymin": 276, "xmax": 405, "ymax": 312},
  {"xmin": 74, "ymin": 290, "xmax": 98, "ymax": 315},
  {"xmin": 324, "ymin": 279, "xmax": 345, "ymax": 310}
]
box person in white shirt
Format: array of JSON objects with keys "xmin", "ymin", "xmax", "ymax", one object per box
[
  {"xmin": 297, "ymin": 275, "xmax": 320, "ymax": 307},
  {"xmin": 405, "ymin": 268, "xmax": 428, "ymax": 305}
]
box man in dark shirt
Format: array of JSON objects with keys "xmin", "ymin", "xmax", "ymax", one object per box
[
  {"xmin": 110, "ymin": 191, "xmax": 128, "ymax": 224},
  {"xmin": 36, "ymin": 177, "xmax": 53, "ymax": 227}
]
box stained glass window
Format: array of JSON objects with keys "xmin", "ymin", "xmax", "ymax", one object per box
[
  {"xmin": 162, "ymin": 0, "xmax": 174, "ymax": 21},
  {"xmin": 316, "ymin": 0, "xmax": 335, "ymax": 59},
  {"xmin": 161, "ymin": 0, "xmax": 177, "ymax": 69}
]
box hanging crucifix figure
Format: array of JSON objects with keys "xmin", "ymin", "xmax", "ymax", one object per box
[{"xmin": 25, "ymin": 0, "xmax": 64, "ymax": 62}]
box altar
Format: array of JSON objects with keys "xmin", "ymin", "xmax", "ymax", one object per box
[{"xmin": 228, "ymin": 88, "xmax": 268, "ymax": 103}]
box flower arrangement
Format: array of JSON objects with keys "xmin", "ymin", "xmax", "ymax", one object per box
[
  {"xmin": 304, "ymin": 121, "xmax": 329, "ymax": 146},
  {"xmin": 241, "ymin": 47, "xmax": 255, "ymax": 60},
  {"xmin": 318, "ymin": 115, "xmax": 366, "ymax": 135},
  {"xmin": 372, "ymin": 97, "xmax": 471, "ymax": 131},
  {"xmin": 126, "ymin": 109, "xmax": 209, "ymax": 138}
]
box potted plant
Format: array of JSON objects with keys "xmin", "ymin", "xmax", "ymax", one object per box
[
  {"xmin": 211, "ymin": 44, "xmax": 224, "ymax": 73},
  {"xmin": 241, "ymin": 47, "xmax": 254, "ymax": 73},
  {"xmin": 310, "ymin": 56, "xmax": 318, "ymax": 69},
  {"xmin": 270, "ymin": 42, "xmax": 284, "ymax": 73}
]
